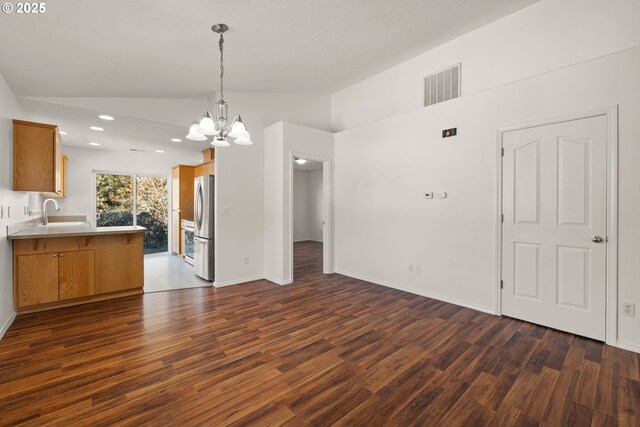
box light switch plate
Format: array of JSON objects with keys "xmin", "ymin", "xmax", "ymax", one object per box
[{"xmin": 424, "ymin": 192, "xmax": 433, "ymax": 199}]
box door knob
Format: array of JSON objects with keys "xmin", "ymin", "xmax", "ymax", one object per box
[{"xmin": 591, "ymin": 235, "xmax": 604, "ymax": 243}]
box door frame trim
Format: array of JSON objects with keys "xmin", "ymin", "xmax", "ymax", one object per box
[{"xmin": 495, "ymin": 105, "xmax": 619, "ymax": 346}]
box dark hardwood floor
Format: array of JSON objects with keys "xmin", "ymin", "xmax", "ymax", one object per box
[{"xmin": 0, "ymin": 241, "xmax": 638, "ymax": 426}]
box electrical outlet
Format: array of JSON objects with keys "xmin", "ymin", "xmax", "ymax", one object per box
[
  {"xmin": 223, "ymin": 208, "xmax": 231, "ymax": 216},
  {"xmin": 408, "ymin": 264, "xmax": 414, "ymax": 273},
  {"xmin": 243, "ymin": 256, "xmax": 249, "ymax": 265},
  {"xmin": 623, "ymin": 302, "xmax": 635, "ymax": 317},
  {"xmin": 415, "ymin": 265, "xmax": 421, "ymax": 274}
]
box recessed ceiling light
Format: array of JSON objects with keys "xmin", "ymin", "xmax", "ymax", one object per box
[
  {"xmin": 156, "ymin": 150, "xmax": 165, "ymax": 153},
  {"xmin": 171, "ymin": 138, "xmax": 182, "ymax": 142},
  {"xmin": 89, "ymin": 142, "xmax": 101, "ymax": 146},
  {"xmin": 59, "ymin": 131, "xmax": 68, "ymax": 135},
  {"xmin": 98, "ymin": 115, "xmax": 114, "ymax": 121},
  {"xmin": 90, "ymin": 126, "xmax": 104, "ymax": 131}
]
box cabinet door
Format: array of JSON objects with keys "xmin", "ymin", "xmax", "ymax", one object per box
[
  {"xmin": 17, "ymin": 253, "xmax": 59, "ymax": 307},
  {"xmin": 54, "ymin": 130, "xmax": 62, "ymax": 194},
  {"xmin": 58, "ymin": 250, "xmax": 95, "ymax": 301},
  {"xmin": 13, "ymin": 121, "xmax": 57, "ymax": 192},
  {"xmin": 171, "ymin": 210, "xmax": 181, "ymax": 254},
  {"xmin": 95, "ymin": 233, "xmax": 144, "ymax": 294}
]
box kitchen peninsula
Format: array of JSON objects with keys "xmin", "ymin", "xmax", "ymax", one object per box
[{"xmin": 8, "ymin": 224, "xmax": 145, "ymax": 314}]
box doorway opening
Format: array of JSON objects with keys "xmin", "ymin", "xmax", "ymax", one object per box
[
  {"xmin": 94, "ymin": 172, "xmax": 169, "ymax": 255},
  {"xmin": 292, "ymin": 159, "xmax": 324, "ymax": 280},
  {"xmin": 289, "ymin": 154, "xmax": 332, "ymax": 282}
]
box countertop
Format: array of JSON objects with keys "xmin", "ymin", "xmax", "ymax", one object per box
[{"xmin": 8, "ymin": 225, "xmax": 146, "ymax": 240}]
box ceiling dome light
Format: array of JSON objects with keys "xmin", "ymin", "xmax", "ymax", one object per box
[
  {"xmin": 89, "ymin": 142, "xmax": 100, "ymax": 146},
  {"xmin": 186, "ymin": 119, "xmax": 207, "ymax": 141},
  {"xmin": 59, "ymin": 131, "xmax": 68, "ymax": 135},
  {"xmin": 171, "ymin": 138, "xmax": 182, "ymax": 142},
  {"xmin": 98, "ymin": 115, "xmax": 114, "ymax": 121},
  {"xmin": 156, "ymin": 150, "xmax": 165, "ymax": 153},
  {"xmin": 90, "ymin": 126, "xmax": 104, "ymax": 131},
  {"xmin": 295, "ymin": 158, "xmax": 307, "ymax": 165},
  {"xmin": 212, "ymin": 136, "xmax": 230, "ymax": 147},
  {"xmin": 198, "ymin": 111, "xmax": 217, "ymax": 135}
]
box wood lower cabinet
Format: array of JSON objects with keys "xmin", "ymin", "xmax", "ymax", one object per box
[
  {"xmin": 58, "ymin": 249, "xmax": 95, "ymax": 301},
  {"xmin": 13, "ymin": 232, "xmax": 143, "ymax": 312},
  {"xmin": 94, "ymin": 233, "xmax": 143, "ymax": 294},
  {"xmin": 17, "ymin": 253, "xmax": 59, "ymax": 307}
]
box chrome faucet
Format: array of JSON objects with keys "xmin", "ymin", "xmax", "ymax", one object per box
[{"xmin": 42, "ymin": 198, "xmax": 61, "ymax": 225}]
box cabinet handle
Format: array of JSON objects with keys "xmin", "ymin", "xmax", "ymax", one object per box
[
  {"xmin": 51, "ymin": 254, "xmax": 57, "ymax": 258},
  {"xmin": 59, "ymin": 253, "xmax": 65, "ymax": 257}
]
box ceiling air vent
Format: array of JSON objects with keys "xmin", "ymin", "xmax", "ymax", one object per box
[
  {"xmin": 129, "ymin": 148, "xmax": 146, "ymax": 152},
  {"xmin": 423, "ymin": 63, "xmax": 460, "ymax": 107}
]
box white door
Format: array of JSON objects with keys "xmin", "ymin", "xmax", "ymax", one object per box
[{"xmin": 501, "ymin": 115, "xmax": 607, "ymax": 341}]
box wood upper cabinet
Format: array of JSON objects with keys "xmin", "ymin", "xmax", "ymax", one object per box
[
  {"xmin": 17, "ymin": 253, "xmax": 59, "ymax": 307},
  {"xmin": 194, "ymin": 161, "xmax": 215, "ymax": 177},
  {"xmin": 51, "ymin": 155, "xmax": 68, "ymax": 198},
  {"xmin": 13, "ymin": 120, "xmax": 63, "ymax": 195},
  {"xmin": 58, "ymin": 249, "xmax": 95, "ymax": 301},
  {"xmin": 171, "ymin": 165, "xmax": 194, "ymax": 254}
]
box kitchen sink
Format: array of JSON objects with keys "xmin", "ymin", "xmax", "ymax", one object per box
[{"xmin": 36, "ymin": 221, "xmax": 89, "ymax": 228}]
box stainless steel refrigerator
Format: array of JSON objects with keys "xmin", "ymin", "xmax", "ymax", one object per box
[{"xmin": 194, "ymin": 175, "xmax": 215, "ymax": 281}]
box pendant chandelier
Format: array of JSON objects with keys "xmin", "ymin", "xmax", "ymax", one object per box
[{"xmin": 186, "ymin": 24, "xmax": 252, "ymax": 146}]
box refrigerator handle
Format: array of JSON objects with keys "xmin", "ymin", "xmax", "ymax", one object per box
[{"xmin": 195, "ymin": 182, "xmax": 203, "ymax": 231}]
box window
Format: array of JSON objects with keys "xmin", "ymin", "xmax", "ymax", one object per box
[{"xmin": 95, "ymin": 172, "xmax": 168, "ymax": 254}]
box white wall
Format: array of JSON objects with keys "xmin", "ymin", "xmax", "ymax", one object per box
[
  {"xmin": 264, "ymin": 122, "xmax": 334, "ymax": 284},
  {"xmin": 292, "ymin": 170, "xmax": 311, "ymax": 242},
  {"xmin": 331, "ymin": 0, "xmax": 640, "ymax": 131},
  {"xmin": 292, "ymin": 169, "xmax": 324, "ymax": 243},
  {"xmin": 0, "ymin": 74, "xmax": 37, "ymax": 337},
  {"xmin": 212, "ymin": 92, "xmax": 332, "ymax": 286},
  {"xmin": 335, "ymin": 46, "xmax": 640, "ymax": 351},
  {"xmin": 52, "ymin": 145, "xmax": 195, "ymax": 224},
  {"xmin": 308, "ymin": 169, "xmax": 323, "ymax": 242}
]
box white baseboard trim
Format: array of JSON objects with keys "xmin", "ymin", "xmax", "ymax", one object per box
[
  {"xmin": 0, "ymin": 310, "xmax": 16, "ymax": 340},
  {"xmin": 263, "ymin": 275, "xmax": 293, "ymax": 286},
  {"xmin": 615, "ymin": 340, "xmax": 640, "ymax": 354},
  {"xmin": 335, "ymin": 268, "xmax": 497, "ymax": 315},
  {"xmin": 214, "ymin": 274, "xmax": 264, "ymax": 288}
]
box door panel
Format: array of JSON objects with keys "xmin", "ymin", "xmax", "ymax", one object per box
[
  {"xmin": 17, "ymin": 253, "xmax": 59, "ymax": 307},
  {"xmin": 502, "ymin": 115, "xmax": 607, "ymax": 341},
  {"xmin": 58, "ymin": 250, "xmax": 95, "ymax": 301}
]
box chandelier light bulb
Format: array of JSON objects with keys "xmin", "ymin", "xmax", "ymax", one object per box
[
  {"xmin": 186, "ymin": 120, "xmax": 207, "ymax": 141},
  {"xmin": 198, "ymin": 111, "xmax": 217, "ymax": 135},
  {"xmin": 234, "ymin": 135, "xmax": 253, "ymax": 145},
  {"xmin": 212, "ymin": 136, "xmax": 230, "ymax": 147}
]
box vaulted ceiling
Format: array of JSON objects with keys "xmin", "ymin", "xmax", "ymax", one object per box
[{"xmin": 0, "ymin": 0, "xmax": 539, "ymax": 98}]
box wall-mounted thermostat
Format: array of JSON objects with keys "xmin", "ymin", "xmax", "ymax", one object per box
[
  {"xmin": 442, "ymin": 128, "xmax": 457, "ymax": 138},
  {"xmin": 436, "ymin": 192, "xmax": 448, "ymax": 199}
]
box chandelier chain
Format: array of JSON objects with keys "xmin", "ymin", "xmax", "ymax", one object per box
[{"xmin": 219, "ymin": 33, "xmax": 224, "ymax": 101}]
